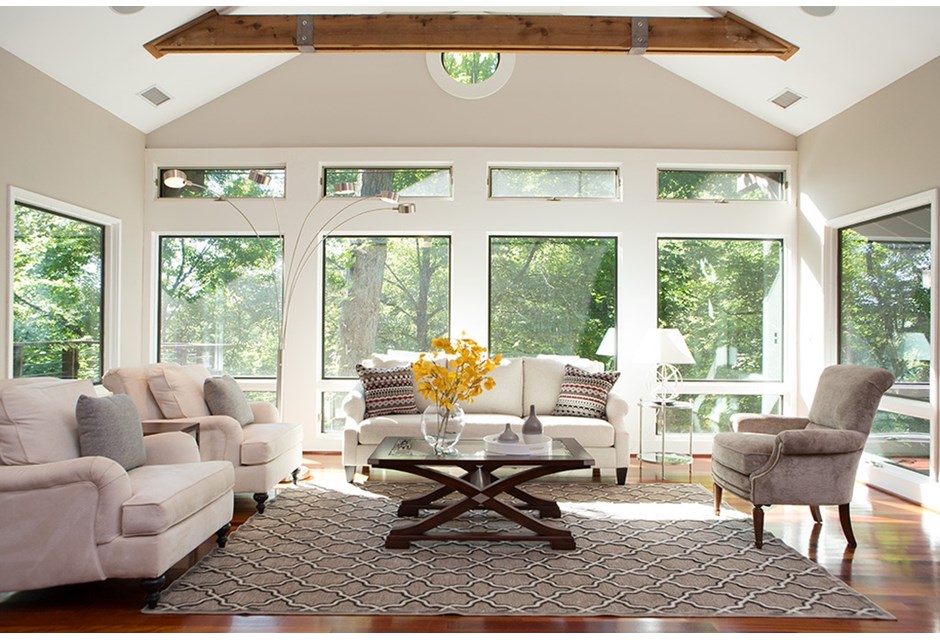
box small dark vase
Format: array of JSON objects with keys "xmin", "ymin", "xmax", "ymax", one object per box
[
  {"xmin": 522, "ymin": 404, "xmax": 543, "ymax": 438},
  {"xmin": 497, "ymin": 423, "xmax": 519, "ymax": 443}
]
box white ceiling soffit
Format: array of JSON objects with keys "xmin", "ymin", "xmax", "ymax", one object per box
[{"xmin": 0, "ymin": 6, "xmax": 939, "ymax": 136}]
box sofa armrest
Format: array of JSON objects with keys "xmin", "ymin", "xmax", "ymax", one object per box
[
  {"xmin": 605, "ymin": 389, "xmax": 629, "ymax": 428},
  {"xmin": 0, "ymin": 457, "xmax": 131, "ymax": 547},
  {"xmin": 776, "ymin": 428, "xmax": 868, "ymax": 455},
  {"xmin": 143, "ymin": 432, "xmax": 200, "ymax": 465},
  {"xmin": 194, "ymin": 414, "xmax": 244, "ymax": 465},
  {"xmin": 731, "ymin": 413, "xmax": 810, "ymax": 435},
  {"xmin": 342, "ymin": 384, "xmax": 366, "ymax": 423},
  {"xmin": 250, "ymin": 401, "xmax": 280, "ymax": 424}
]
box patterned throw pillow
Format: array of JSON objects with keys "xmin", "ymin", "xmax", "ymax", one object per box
[
  {"xmin": 553, "ymin": 365, "xmax": 621, "ymax": 419},
  {"xmin": 355, "ymin": 364, "xmax": 419, "ymax": 419}
]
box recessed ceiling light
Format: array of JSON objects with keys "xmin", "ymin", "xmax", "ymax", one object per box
[
  {"xmin": 110, "ymin": 6, "xmax": 144, "ymax": 15},
  {"xmin": 138, "ymin": 85, "xmax": 171, "ymax": 107},
  {"xmin": 801, "ymin": 6, "xmax": 837, "ymax": 18},
  {"xmin": 770, "ymin": 89, "xmax": 804, "ymax": 109}
]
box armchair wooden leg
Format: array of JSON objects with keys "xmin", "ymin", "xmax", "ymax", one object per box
[
  {"xmin": 616, "ymin": 467, "xmax": 627, "ymax": 485},
  {"xmin": 292, "ymin": 468, "xmax": 300, "ymax": 485},
  {"xmin": 752, "ymin": 505, "xmax": 765, "ymax": 549},
  {"xmin": 216, "ymin": 523, "xmax": 232, "ymax": 548},
  {"xmin": 253, "ymin": 492, "xmax": 269, "ymax": 514},
  {"xmin": 141, "ymin": 574, "xmax": 166, "ymax": 609},
  {"xmin": 839, "ymin": 503, "xmax": 858, "ymax": 547},
  {"xmin": 809, "ymin": 505, "xmax": 823, "ymax": 523},
  {"xmin": 713, "ymin": 484, "xmax": 723, "ymax": 515}
]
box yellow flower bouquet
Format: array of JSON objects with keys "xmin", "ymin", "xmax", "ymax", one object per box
[{"xmin": 413, "ymin": 336, "xmax": 502, "ymax": 454}]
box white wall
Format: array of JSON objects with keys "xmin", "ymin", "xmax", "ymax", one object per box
[
  {"xmin": 145, "ymin": 146, "xmax": 798, "ymax": 451},
  {"xmin": 0, "ymin": 47, "xmax": 145, "ymax": 377}
]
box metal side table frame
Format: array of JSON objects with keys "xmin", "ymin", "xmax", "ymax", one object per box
[{"xmin": 637, "ymin": 399, "xmax": 693, "ymax": 481}]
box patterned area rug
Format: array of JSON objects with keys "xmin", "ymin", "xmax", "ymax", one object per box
[{"xmin": 148, "ymin": 482, "xmax": 892, "ymax": 618}]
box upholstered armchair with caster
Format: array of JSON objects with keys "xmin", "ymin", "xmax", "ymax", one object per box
[
  {"xmin": 0, "ymin": 378, "xmax": 235, "ymax": 608},
  {"xmin": 103, "ymin": 363, "xmax": 303, "ymax": 513},
  {"xmin": 711, "ymin": 364, "xmax": 895, "ymax": 548}
]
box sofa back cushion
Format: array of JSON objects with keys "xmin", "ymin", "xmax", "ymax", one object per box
[
  {"xmin": 464, "ymin": 358, "xmax": 523, "ymax": 416},
  {"xmin": 0, "ymin": 379, "xmax": 95, "ymax": 465},
  {"xmin": 148, "ymin": 365, "xmax": 212, "ymax": 419},
  {"xmin": 102, "ymin": 363, "xmax": 180, "ymax": 420},
  {"xmin": 522, "ymin": 358, "xmax": 568, "ymax": 415}
]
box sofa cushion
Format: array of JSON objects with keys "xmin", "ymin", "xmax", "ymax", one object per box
[
  {"xmin": 102, "ymin": 363, "xmax": 179, "ymax": 421},
  {"xmin": 538, "ymin": 416, "xmax": 616, "ymax": 447},
  {"xmin": 537, "ymin": 354, "xmax": 604, "ymax": 373},
  {"xmin": 204, "ymin": 375, "xmax": 254, "ymax": 426},
  {"xmin": 356, "ymin": 364, "xmax": 419, "ymax": 418},
  {"xmin": 148, "ymin": 365, "xmax": 211, "ymax": 419},
  {"xmin": 465, "ymin": 358, "xmax": 523, "ymax": 416},
  {"xmin": 522, "ymin": 358, "xmax": 568, "ymax": 415},
  {"xmin": 75, "ymin": 393, "xmax": 146, "ymax": 471},
  {"xmin": 123, "ymin": 460, "xmax": 234, "ymax": 537},
  {"xmin": 553, "ymin": 366, "xmax": 621, "ymax": 419},
  {"xmin": 0, "ymin": 379, "xmax": 95, "ymax": 465},
  {"xmin": 357, "ymin": 414, "xmax": 526, "ymax": 445},
  {"xmin": 240, "ymin": 421, "xmax": 303, "ymax": 465}
]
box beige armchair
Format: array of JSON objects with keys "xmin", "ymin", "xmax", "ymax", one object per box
[
  {"xmin": 712, "ymin": 364, "xmax": 895, "ymax": 548},
  {"xmin": 0, "ymin": 378, "xmax": 235, "ymax": 608},
  {"xmin": 102, "ymin": 363, "xmax": 303, "ymax": 513}
]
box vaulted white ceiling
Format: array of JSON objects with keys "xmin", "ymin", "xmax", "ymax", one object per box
[{"xmin": 1, "ymin": 5, "xmax": 939, "ymax": 137}]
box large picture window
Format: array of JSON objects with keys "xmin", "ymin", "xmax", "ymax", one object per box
[
  {"xmin": 489, "ymin": 236, "xmax": 616, "ymax": 366},
  {"xmin": 158, "ymin": 236, "xmax": 282, "ymax": 377},
  {"xmin": 13, "ymin": 203, "xmax": 104, "ymax": 380},
  {"xmin": 323, "ymin": 236, "xmax": 451, "ymax": 378}
]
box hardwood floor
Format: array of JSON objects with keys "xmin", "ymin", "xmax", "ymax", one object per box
[{"xmin": 2, "ymin": 453, "xmax": 938, "ymax": 633}]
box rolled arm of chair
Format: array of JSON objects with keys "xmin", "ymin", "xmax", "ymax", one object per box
[
  {"xmin": 342, "ymin": 385, "xmax": 366, "ymax": 423},
  {"xmin": 250, "ymin": 401, "xmax": 280, "ymax": 424},
  {"xmin": 143, "ymin": 431, "xmax": 200, "ymax": 465},
  {"xmin": 195, "ymin": 414, "xmax": 244, "ymax": 465},
  {"xmin": 605, "ymin": 389, "xmax": 629, "ymax": 429},
  {"xmin": 776, "ymin": 428, "xmax": 868, "ymax": 455},
  {"xmin": 731, "ymin": 413, "xmax": 810, "ymax": 435}
]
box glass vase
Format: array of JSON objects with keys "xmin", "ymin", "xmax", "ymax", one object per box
[{"xmin": 420, "ymin": 403, "xmax": 465, "ymax": 455}]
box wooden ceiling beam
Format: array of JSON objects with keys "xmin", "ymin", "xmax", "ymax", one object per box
[{"xmin": 144, "ymin": 11, "xmax": 798, "ymax": 61}]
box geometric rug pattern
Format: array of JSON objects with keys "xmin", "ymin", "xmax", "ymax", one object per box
[{"xmin": 148, "ymin": 482, "xmax": 893, "ymax": 619}]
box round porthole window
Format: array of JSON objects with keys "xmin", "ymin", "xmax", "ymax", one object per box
[{"xmin": 426, "ymin": 51, "xmax": 515, "ymax": 99}]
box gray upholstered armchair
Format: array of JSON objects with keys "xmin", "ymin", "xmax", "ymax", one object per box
[{"xmin": 711, "ymin": 364, "xmax": 895, "ymax": 548}]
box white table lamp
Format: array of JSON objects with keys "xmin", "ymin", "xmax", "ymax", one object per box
[{"xmin": 633, "ymin": 328, "xmax": 695, "ymax": 403}]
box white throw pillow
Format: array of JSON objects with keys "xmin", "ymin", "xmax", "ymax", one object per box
[{"xmin": 148, "ymin": 365, "xmax": 212, "ymax": 419}]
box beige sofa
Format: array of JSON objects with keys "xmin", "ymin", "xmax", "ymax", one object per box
[
  {"xmin": 0, "ymin": 377, "xmax": 234, "ymax": 608},
  {"xmin": 103, "ymin": 363, "xmax": 303, "ymax": 513},
  {"xmin": 343, "ymin": 356, "xmax": 630, "ymax": 483}
]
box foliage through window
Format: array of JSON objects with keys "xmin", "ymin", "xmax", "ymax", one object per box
[
  {"xmin": 658, "ymin": 238, "xmax": 784, "ymax": 382},
  {"xmin": 323, "ymin": 168, "xmax": 451, "ymax": 198},
  {"xmin": 323, "ymin": 236, "xmax": 451, "ymax": 378},
  {"xmin": 657, "ymin": 169, "xmax": 786, "ymax": 201},
  {"xmin": 160, "ymin": 168, "xmax": 285, "ymax": 198},
  {"xmin": 489, "ymin": 167, "xmax": 619, "ymax": 199},
  {"xmin": 158, "ymin": 236, "xmax": 283, "ymax": 377},
  {"xmin": 838, "ymin": 204, "xmax": 931, "ymax": 400},
  {"xmin": 441, "ymin": 52, "xmax": 500, "ymax": 84},
  {"xmin": 489, "ymin": 236, "xmax": 616, "ymax": 367},
  {"xmin": 676, "ymin": 394, "xmax": 782, "ymax": 434},
  {"xmin": 13, "ymin": 204, "xmax": 104, "ymax": 380}
]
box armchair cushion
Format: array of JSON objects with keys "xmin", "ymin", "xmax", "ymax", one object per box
[
  {"xmin": 0, "ymin": 379, "xmax": 95, "ymax": 464},
  {"xmin": 75, "ymin": 394, "xmax": 146, "ymax": 471},
  {"xmin": 553, "ymin": 365, "xmax": 620, "ymax": 419},
  {"xmin": 712, "ymin": 431, "xmax": 776, "ymax": 475},
  {"xmin": 355, "ymin": 364, "xmax": 419, "ymax": 418},
  {"xmin": 148, "ymin": 365, "xmax": 211, "ymax": 419},
  {"xmin": 204, "ymin": 375, "xmax": 254, "ymax": 426}
]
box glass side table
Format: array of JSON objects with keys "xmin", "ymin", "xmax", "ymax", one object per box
[{"xmin": 637, "ymin": 400, "xmax": 694, "ymax": 481}]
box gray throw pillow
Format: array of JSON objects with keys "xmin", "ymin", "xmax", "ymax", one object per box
[
  {"xmin": 75, "ymin": 393, "xmax": 147, "ymax": 471},
  {"xmin": 204, "ymin": 375, "xmax": 255, "ymax": 426}
]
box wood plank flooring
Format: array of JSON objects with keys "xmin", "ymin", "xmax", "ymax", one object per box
[{"xmin": 2, "ymin": 453, "xmax": 938, "ymax": 633}]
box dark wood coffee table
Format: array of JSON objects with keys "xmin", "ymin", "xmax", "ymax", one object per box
[{"xmin": 367, "ymin": 436, "xmax": 595, "ymax": 550}]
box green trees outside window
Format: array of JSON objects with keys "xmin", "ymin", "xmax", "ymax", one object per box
[
  {"xmin": 489, "ymin": 168, "xmax": 618, "ymax": 199},
  {"xmin": 13, "ymin": 204, "xmax": 104, "ymax": 380},
  {"xmin": 489, "ymin": 236, "xmax": 616, "ymax": 367},
  {"xmin": 160, "ymin": 168, "xmax": 285, "ymax": 198},
  {"xmin": 158, "ymin": 236, "xmax": 282, "ymax": 377},
  {"xmin": 323, "ymin": 168, "xmax": 452, "ymax": 198},
  {"xmin": 657, "ymin": 169, "xmax": 786, "ymax": 201},
  {"xmin": 441, "ymin": 52, "xmax": 500, "ymax": 84},
  {"xmin": 323, "ymin": 236, "xmax": 450, "ymax": 378}
]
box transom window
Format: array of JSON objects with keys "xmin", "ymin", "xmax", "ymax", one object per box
[
  {"xmin": 489, "ymin": 167, "xmax": 620, "ymax": 200},
  {"xmin": 159, "ymin": 168, "xmax": 285, "ymax": 198},
  {"xmin": 12, "ymin": 203, "xmax": 104, "ymax": 380},
  {"xmin": 441, "ymin": 52, "xmax": 500, "ymax": 84},
  {"xmin": 657, "ymin": 169, "xmax": 786, "ymax": 201},
  {"xmin": 323, "ymin": 167, "xmax": 452, "ymax": 198}
]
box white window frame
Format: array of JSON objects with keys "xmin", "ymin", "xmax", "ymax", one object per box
[
  {"xmin": 487, "ymin": 164, "xmax": 622, "ymax": 201},
  {"xmin": 6, "ymin": 186, "xmax": 121, "ymax": 379},
  {"xmin": 655, "ymin": 164, "xmax": 790, "ymax": 203}
]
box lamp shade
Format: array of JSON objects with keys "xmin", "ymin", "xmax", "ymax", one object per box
[
  {"xmin": 632, "ymin": 328, "xmax": 695, "ymax": 365},
  {"xmin": 596, "ymin": 327, "xmax": 616, "ymax": 357}
]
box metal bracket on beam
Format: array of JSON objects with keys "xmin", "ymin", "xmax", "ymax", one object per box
[
  {"xmin": 296, "ymin": 15, "xmax": 315, "ymax": 53},
  {"xmin": 630, "ymin": 17, "xmax": 648, "ymax": 55}
]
